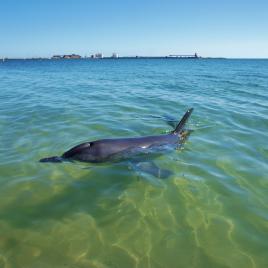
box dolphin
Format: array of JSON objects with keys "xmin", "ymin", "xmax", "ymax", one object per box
[{"xmin": 40, "ymin": 108, "xmax": 193, "ymax": 164}]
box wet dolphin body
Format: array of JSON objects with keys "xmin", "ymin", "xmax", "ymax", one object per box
[{"xmin": 40, "ymin": 108, "xmax": 193, "ymax": 163}]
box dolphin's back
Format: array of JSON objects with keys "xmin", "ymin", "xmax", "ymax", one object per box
[
  {"xmin": 97, "ymin": 134, "xmax": 177, "ymax": 153},
  {"xmin": 63, "ymin": 134, "xmax": 177, "ymax": 162}
]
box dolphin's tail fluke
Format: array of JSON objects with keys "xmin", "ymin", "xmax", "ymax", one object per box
[
  {"xmin": 173, "ymin": 108, "xmax": 194, "ymax": 134},
  {"xmin": 39, "ymin": 156, "xmax": 63, "ymax": 163}
]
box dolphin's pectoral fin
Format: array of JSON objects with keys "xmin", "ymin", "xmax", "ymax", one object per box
[
  {"xmin": 166, "ymin": 120, "xmax": 177, "ymax": 129},
  {"xmin": 149, "ymin": 114, "xmax": 177, "ymax": 126},
  {"xmin": 163, "ymin": 115, "xmax": 178, "ymax": 129},
  {"xmin": 149, "ymin": 114, "xmax": 179, "ymax": 129},
  {"xmin": 130, "ymin": 161, "xmax": 173, "ymax": 180}
]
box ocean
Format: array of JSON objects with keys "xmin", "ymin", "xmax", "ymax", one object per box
[{"xmin": 0, "ymin": 58, "xmax": 267, "ymax": 268}]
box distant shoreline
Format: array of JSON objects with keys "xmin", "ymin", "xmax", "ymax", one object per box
[
  {"xmin": 0, "ymin": 56, "xmax": 268, "ymax": 63},
  {"xmin": 1, "ymin": 56, "xmax": 228, "ymax": 61}
]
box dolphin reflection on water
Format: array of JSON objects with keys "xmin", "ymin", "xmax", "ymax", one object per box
[{"xmin": 40, "ymin": 108, "xmax": 194, "ymax": 179}]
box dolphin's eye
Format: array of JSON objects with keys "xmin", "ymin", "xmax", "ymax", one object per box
[{"xmin": 86, "ymin": 142, "xmax": 95, "ymax": 150}]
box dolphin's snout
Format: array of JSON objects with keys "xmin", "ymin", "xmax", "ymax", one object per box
[{"xmin": 40, "ymin": 156, "xmax": 62, "ymax": 163}]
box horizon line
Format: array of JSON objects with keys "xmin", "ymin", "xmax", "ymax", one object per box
[{"xmin": 2, "ymin": 56, "xmax": 268, "ymax": 60}]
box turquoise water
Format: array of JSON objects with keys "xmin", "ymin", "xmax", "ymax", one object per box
[{"xmin": 0, "ymin": 59, "xmax": 268, "ymax": 268}]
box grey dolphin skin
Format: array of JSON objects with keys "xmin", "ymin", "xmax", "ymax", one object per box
[{"xmin": 40, "ymin": 108, "xmax": 193, "ymax": 163}]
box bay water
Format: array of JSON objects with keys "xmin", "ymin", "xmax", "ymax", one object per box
[{"xmin": 0, "ymin": 59, "xmax": 267, "ymax": 267}]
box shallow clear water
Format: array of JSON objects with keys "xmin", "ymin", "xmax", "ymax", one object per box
[{"xmin": 0, "ymin": 59, "xmax": 267, "ymax": 268}]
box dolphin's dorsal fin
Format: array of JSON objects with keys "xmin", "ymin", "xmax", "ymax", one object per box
[{"xmin": 173, "ymin": 108, "xmax": 194, "ymax": 134}]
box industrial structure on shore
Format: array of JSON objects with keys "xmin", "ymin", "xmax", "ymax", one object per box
[{"xmin": 168, "ymin": 53, "xmax": 199, "ymax": 58}]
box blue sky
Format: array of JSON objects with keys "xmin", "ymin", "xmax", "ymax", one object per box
[{"xmin": 1, "ymin": 0, "xmax": 267, "ymax": 58}]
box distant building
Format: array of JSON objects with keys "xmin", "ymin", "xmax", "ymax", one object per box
[
  {"xmin": 51, "ymin": 54, "xmax": 81, "ymax": 59},
  {"xmin": 111, "ymin": 53, "xmax": 119, "ymax": 58},
  {"xmin": 95, "ymin": 53, "xmax": 103, "ymax": 59},
  {"xmin": 62, "ymin": 54, "xmax": 81, "ymax": 59},
  {"xmin": 51, "ymin": 55, "xmax": 62, "ymax": 59}
]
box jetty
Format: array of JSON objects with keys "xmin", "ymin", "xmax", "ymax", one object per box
[{"xmin": 168, "ymin": 53, "xmax": 199, "ymax": 59}]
